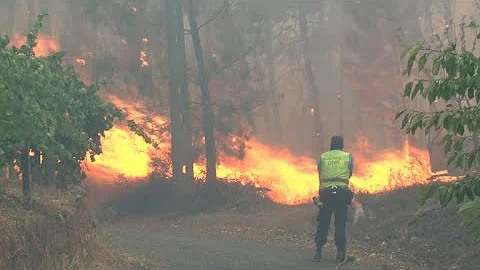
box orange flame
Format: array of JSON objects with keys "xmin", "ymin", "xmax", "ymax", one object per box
[
  {"xmin": 11, "ymin": 34, "xmax": 59, "ymax": 57},
  {"xmin": 84, "ymin": 96, "xmax": 458, "ymax": 205},
  {"xmin": 75, "ymin": 58, "xmax": 86, "ymax": 66},
  {"xmin": 139, "ymin": 51, "xmax": 149, "ymax": 67}
]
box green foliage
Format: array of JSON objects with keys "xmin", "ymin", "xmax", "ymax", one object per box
[
  {"xmin": 0, "ymin": 13, "xmax": 124, "ymax": 187},
  {"xmin": 397, "ymin": 21, "xmax": 480, "ymax": 242}
]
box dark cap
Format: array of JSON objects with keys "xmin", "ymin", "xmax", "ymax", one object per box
[{"xmin": 330, "ymin": 136, "xmax": 344, "ymax": 150}]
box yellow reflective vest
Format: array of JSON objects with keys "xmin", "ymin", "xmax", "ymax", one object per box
[{"xmin": 318, "ymin": 150, "xmax": 353, "ymax": 190}]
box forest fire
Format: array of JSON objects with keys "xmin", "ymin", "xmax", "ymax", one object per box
[
  {"xmin": 84, "ymin": 95, "xmax": 457, "ymax": 205},
  {"xmin": 75, "ymin": 58, "xmax": 86, "ymax": 66},
  {"xmin": 11, "ymin": 33, "xmax": 59, "ymax": 56},
  {"xmin": 139, "ymin": 51, "xmax": 149, "ymax": 67}
]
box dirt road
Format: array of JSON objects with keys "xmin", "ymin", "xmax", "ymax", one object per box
[{"xmin": 103, "ymin": 220, "xmax": 384, "ymax": 270}]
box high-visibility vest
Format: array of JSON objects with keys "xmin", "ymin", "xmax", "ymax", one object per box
[{"xmin": 319, "ymin": 150, "xmax": 352, "ymax": 189}]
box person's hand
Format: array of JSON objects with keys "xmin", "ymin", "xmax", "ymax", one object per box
[{"xmin": 313, "ymin": 197, "xmax": 324, "ymax": 208}]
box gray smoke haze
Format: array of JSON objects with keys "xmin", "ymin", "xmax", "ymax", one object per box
[{"xmin": 0, "ymin": 0, "xmax": 474, "ymax": 169}]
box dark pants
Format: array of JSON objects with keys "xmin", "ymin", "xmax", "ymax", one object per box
[{"xmin": 315, "ymin": 187, "xmax": 353, "ymax": 251}]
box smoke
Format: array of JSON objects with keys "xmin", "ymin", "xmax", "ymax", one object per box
[{"xmin": 0, "ymin": 0, "xmax": 474, "ymax": 168}]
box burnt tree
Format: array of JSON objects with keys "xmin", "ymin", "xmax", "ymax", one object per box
[
  {"xmin": 299, "ymin": 8, "xmax": 323, "ymax": 154},
  {"xmin": 264, "ymin": 18, "xmax": 283, "ymax": 145},
  {"xmin": 187, "ymin": 0, "xmax": 217, "ymax": 184},
  {"xmin": 165, "ymin": 0, "xmax": 194, "ymax": 182}
]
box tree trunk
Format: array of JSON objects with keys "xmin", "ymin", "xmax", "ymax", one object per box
[
  {"xmin": 265, "ymin": 18, "xmax": 282, "ymax": 145},
  {"xmin": 336, "ymin": 33, "xmax": 344, "ymax": 135},
  {"xmin": 174, "ymin": 2, "xmax": 194, "ymax": 180},
  {"xmin": 7, "ymin": 163, "xmax": 15, "ymax": 180},
  {"xmin": 165, "ymin": 0, "xmax": 184, "ymax": 180},
  {"xmin": 299, "ymin": 9, "xmax": 322, "ymax": 154},
  {"xmin": 186, "ymin": 0, "xmax": 217, "ymax": 184},
  {"xmin": 20, "ymin": 147, "xmax": 31, "ymax": 199}
]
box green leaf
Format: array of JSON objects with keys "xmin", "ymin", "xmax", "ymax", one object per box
[
  {"xmin": 441, "ymin": 134, "xmax": 453, "ymax": 153},
  {"xmin": 432, "ymin": 57, "xmax": 442, "ymax": 76},
  {"xmin": 418, "ymin": 53, "xmax": 428, "ymax": 72},
  {"xmin": 468, "ymin": 86, "xmax": 475, "ymax": 99},
  {"xmin": 418, "ymin": 184, "xmax": 441, "ymax": 205},
  {"xmin": 436, "ymin": 111, "xmax": 449, "ymax": 130},
  {"xmin": 457, "ymin": 124, "xmax": 465, "ymax": 136},
  {"xmin": 401, "ymin": 114, "xmax": 411, "ymax": 129},
  {"xmin": 412, "ymin": 81, "xmax": 424, "ymax": 99},
  {"xmin": 474, "ymin": 182, "xmax": 480, "ymax": 197},
  {"xmin": 407, "ymin": 57, "xmax": 415, "ymax": 76},
  {"xmin": 458, "ymin": 201, "xmax": 480, "ymax": 226},
  {"xmin": 474, "ymin": 151, "xmax": 480, "ymax": 168},
  {"xmin": 465, "ymin": 187, "xmax": 475, "ymax": 201},
  {"xmin": 462, "ymin": 154, "xmax": 471, "ymax": 171},
  {"xmin": 395, "ymin": 109, "xmax": 406, "ymax": 120},
  {"xmin": 406, "ymin": 113, "xmax": 423, "ymax": 134},
  {"xmin": 447, "ymin": 153, "xmax": 458, "ymax": 166},
  {"xmin": 404, "ymin": 82, "xmax": 414, "ymax": 97},
  {"xmin": 407, "ymin": 44, "xmax": 423, "ymax": 76},
  {"xmin": 427, "ymin": 89, "xmax": 437, "ymax": 103},
  {"xmin": 400, "ymin": 45, "xmax": 412, "ymax": 60},
  {"xmin": 438, "ymin": 187, "xmax": 451, "ymax": 208},
  {"xmin": 424, "ymin": 117, "xmax": 436, "ymax": 133},
  {"xmin": 454, "ymin": 138, "xmax": 465, "ymax": 151}
]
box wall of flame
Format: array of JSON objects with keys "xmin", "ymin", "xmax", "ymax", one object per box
[{"xmin": 83, "ymin": 95, "xmax": 456, "ymax": 205}]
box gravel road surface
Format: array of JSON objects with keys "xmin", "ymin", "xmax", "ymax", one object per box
[{"xmin": 103, "ymin": 221, "xmax": 385, "ymax": 270}]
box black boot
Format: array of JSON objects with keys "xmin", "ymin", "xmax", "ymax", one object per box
[
  {"xmin": 312, "ymin": 247, "xmax": 323, "ymax": 262},
  {"xmin": 336, "ymin": 247, "xmax": 346, "ymax": 263}
]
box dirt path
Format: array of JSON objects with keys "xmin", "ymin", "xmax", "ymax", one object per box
[{"xmin": 103, "ymin": 221, "xmax": 385, "ymax": 270}]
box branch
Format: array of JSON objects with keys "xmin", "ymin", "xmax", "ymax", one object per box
[
  {"xmin": 282, "ymin": 11, "xmax": 299, "ymax": 20},
  {"xmin": 0, "ymin": 119, "xmax": 13, "ymax": 124},
  {"xmin": 184, "ymin": 0, "xmax": 228, "ymax": 33},
  {"xmin": 198, "ymin": 0, "xmax": 228, "ymax": 29},
  {"xmin": 215, "ymin": 20, "xmax": 295, "ymax": 75}
]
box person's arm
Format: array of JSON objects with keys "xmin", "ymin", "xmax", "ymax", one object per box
[
  {"xmin": 348, "ymin": 154, "xmax": 354, "ymax": 178},
  {"xmin": 317, "ymin": 161, "xmax": 321, "ymax": 194}
]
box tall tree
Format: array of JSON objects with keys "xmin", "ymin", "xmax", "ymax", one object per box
[
  {"xmin": 165, "ymin": 0, "xmax": 194, "ymax": 182},
  {"xmin": 264, "ymin": 18, "xmax": 283, "ymax": 144},
  {"xmin": 299, "ymin": 8, "xmax": 323, "ymax": 154},
  {"xmin": 335, "ymin": 1, "xmax": 345, "ymax": 135},
  {"xmin": 186, "ymin": 0, "xmax": 217, "ymax": 184}
]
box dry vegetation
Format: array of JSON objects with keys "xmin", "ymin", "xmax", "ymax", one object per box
[{"xmin": 0, "ymin": 179, "xmax": 148, "ymax": 270}]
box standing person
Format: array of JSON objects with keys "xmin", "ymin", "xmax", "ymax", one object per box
[{"xmin": 313, "ymin": 135, "xmax": 354, "ymax": 263}]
